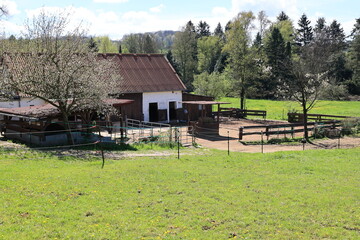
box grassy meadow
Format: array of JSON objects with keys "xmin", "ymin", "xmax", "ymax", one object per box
[
  {"xmin": 218, "ymin": 97, "xmax": 360, "ymax": 120},
  {"xmin": 0, "ymin": 147, "xmax": 359, "ymax": 239}
]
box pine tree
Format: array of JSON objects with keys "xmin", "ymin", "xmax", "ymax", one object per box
[
  {"xmin": 296, "ymin": 14, "xmax": 313, "ymax": 46},
  {"xmin": 265, "ymin": 27, "xmax": 290, "ymax": 98},
  {"xmin": 277, "ymin": 11, "xmax": 289, "ymax": 21},
  {"xmin": 214, "ymin": 22, "xmax": 224, "ymax": 39},
  {"xmin": 328, "ymin": 20, "xmax": 346, "ymax": 52},
  {"xmin": 143, "ymin": 34, "xmax": 157, "ymax": 53},
  {"xmin": 253, "ymin": 32, "xmax": 262, "ymax": 47},
  {"xmin": 314, "ymin": 17, "xmax": 326, "ymax": 33},
  {"xmin": 88, "ymin": 37, "xmax": 98, "ymax": 52},
  {"xmin": 196, "ymin": 21, "xmax": 211, "ymax": 38}
]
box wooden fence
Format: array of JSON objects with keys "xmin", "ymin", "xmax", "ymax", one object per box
[
  {"xmin": 288, "ymin": 113, "xmax": 353, "ymax": 123},
  {"xmin": 238, "ymin": 121, "xmax": 341, "ymax": 140},
  {"xmin": 214, "ymin": 108, "xmax": 267, "ymax": 119}
]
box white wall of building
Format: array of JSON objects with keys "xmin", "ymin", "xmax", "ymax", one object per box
[
  {"xmin": 142, "ymin": 91, "xmax": 182, "ymax": 122},
  {"xmin": 0, "ymin": 97, "xmax": 46, "ymax": 108}
]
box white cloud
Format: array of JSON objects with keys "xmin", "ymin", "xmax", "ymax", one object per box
[
  {"xmin": 0, "ymin": 0, "xmax": 20, "ymax": 16},
  {"xmin": 150, "ymin": 4, "xmax": 165, "ymax": 13},
  {"xmin": 93, "ymin": 0, "xmax": 128, "ymax": 3}
]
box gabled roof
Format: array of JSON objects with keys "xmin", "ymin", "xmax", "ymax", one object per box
[{"xmin": 98, "ymin": 54, "xmax": 186, "ymax": 94}]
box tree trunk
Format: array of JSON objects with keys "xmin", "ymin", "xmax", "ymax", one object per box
[
  {"xmin": 62, "ymin": 113, "xmax": 74, "ymax": 145},
  {"xmin": 302, "ymin": 101, "xmax": 309, "ymax": 142},
  {"xmin": 240, "ymin": 87, "xmax": 246, "ymax": 110}
]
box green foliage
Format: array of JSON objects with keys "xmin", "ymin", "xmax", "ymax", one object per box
[
  {"xmin": 197, "ymin": 36, "xmax": 223, "ymax": 73},
  {"xmin": 121, "ymin": 33, "xmax": 159, "ymax": 54},
  {"xmin": 223, "ymin": 11, "xmax": 256, "ymax": 109},
  {"xmin": 341, "ymin": 118, "xmax": 360, "ymax": 135},
  {"xmin": 95, "ymin": 36, "xmax": 118, "ymax": 53},
  {"xmin": 193, "ymin": 71, "xmax": 231, "ymax": 99},
  {"xmin": 0, "ymin": 148, "xmax": 359, "ymax": 239},
  {"xmin": 172, "ymin": 23, "xmax": 198, "ymax": 90}
]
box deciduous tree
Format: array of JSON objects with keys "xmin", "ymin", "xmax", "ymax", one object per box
[{"xmin": 0, "ymin": 10, "xmax": 121, "ymax": 144}]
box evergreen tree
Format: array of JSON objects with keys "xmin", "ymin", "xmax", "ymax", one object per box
[
  {"xmin": 166, "ymin": 50, "xmax": 180, "ymax": 75},
  {"xmin": 347, "ymin": 18, "xmax": 360, "ymax": 94},
  {"xmin": 265, "ymin": 27, "xmax": 290, "ymax": 98},
  {"xmin": 143, "ymin": 34, "xmax": 157, "ymax": 53},
  {"xmin": 296, "ymin": 14, "xmax": 313, "ymax": 46},
  {"xmin": 196, "ymin": 21, "xmax": 211, "ymax": 38},
  {"xmin": 214, "ymin": 22, "xmax": 224, "ymax": 39},
  {"xmin": 328, "ymin": 20, "xmax": 346, "ymax": 52},
  {"xmin": 277, "ymin": 11, "xmax": 289, "ymax": 21},
  {"xmin": 253, "ymin": 32, "xmax": 262, "ymax": 47},
  {"xmin": 314, "ymin": 17, "xmax": 326, "ymax": 33},
  {"xmin": 88, "ymin": 37, "xmax": 98, "ymax": 52},
  {"xmin": 118, "ymin": 44, "xmax": 122, "ymax": 53}
]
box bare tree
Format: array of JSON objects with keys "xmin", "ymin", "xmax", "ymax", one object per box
[{"xmin": 0, "ymin": 10, "xmax": 121, "ymax": 144}]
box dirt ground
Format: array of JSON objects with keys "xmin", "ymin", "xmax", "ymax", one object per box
[
  {"xmin": 0, "ymin": 118, "xmax": 359, "ymax": 159},
  {"xmin": 195, "ymin": 118, "xmax": 360, "ymax": 153}
]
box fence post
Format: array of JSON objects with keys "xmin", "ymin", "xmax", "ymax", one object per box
[
  {"xmin": 261, "ymin": 131, "xmax": 264, "ymax": 153},
  {"xmin": 98, "ymin": 126, "xmax": 105, "ymax": 169},
  {"xmin": 192, "ymin": 127, "xmax": 195, "ymax": 146},
  {"xmin": 239, "ymin": 127, "xmax": 243, "ymax": 141},
  {"xmin": 176, "ymin": 128, "xmax": 180, "ymax": 159},
  {"xmin": 266, "ymin": 125, "xmax": 270, "ymax": 141},
  {"xmin": 227, "ymin": 131, "xmax": 230, "ymax": 156}
]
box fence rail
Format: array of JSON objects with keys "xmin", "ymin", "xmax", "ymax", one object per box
[
  {"xmin": 239, "ymin": 121, "xmax": 341, "ymax": 140},
  {"xmin": 214, "ymin": 108, "xmax": 266, "ymax": 119},
  {"xmin": 288, "ymin": 113, "xmax": 354, "ymax": 122}
]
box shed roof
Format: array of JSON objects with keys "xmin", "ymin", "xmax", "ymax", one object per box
[
  {"xmin": 0, "ymin": 99, "xmax": 133, "ymax": 119},
  {"xmin": 98, "ymin": 54, "xmax": 186, "ymax": 94},
  {"xmin": 181, "ymin": 101, "xmax": 230, "ymax": 105}
]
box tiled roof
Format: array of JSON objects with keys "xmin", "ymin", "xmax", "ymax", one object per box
[{"xmin": 97, "ymin": 54, "xmax": 186, "ymax": 93}]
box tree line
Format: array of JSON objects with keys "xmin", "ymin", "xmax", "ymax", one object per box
[{"xmin": 168, "ymin": 11, "xmax": 360, "ymax": 106}]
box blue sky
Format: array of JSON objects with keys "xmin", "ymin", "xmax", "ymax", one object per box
[{"xmin": 1, "ymin": 0, "xmax": 359, "ymax": 39}]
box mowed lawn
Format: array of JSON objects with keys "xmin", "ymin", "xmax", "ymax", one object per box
[
  {"xmin": 0, "ymin": 148, "xmax": 359, "ymax": 239},
  {"xmin": 218, "ymin": 97, "xmax": 360, "ymax": 120}
]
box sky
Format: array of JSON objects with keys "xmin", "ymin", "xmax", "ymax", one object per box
[{"xmin": 0, "ymin": 0, "xmax": 359, "ymax": 40}]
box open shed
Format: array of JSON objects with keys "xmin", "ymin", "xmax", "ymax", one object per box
[
  {"xmin": 182, "ymin": 100, "xmax": 230, "ymax": 135},
  {"xmin": 0, "ymin": 99, "xmax": 133, "ymax": 146}
]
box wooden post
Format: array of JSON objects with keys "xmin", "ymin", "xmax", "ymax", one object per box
[
  {"xmin": 266, "ymin": 125, "xmax": 269, "ymax": 141},
  {"xmin": 227, "ymin": 131, "xmax": 230, "ymax": 156},
  {"xmin": 98, "ymin": 127, "xmax": 105, "ymax": 169},
  {"xmin": 239, "ymin": 127, "xmax": 244, "ymax": 141},
  {"xmin": 261, "ymin": 131, "xmax": 264, "ymax": 153},
  {"xmin": 217, "ymin": 104, "xmax": 220, "ymax": 123}
]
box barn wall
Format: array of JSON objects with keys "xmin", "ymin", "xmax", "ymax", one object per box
[
  {"xmin": 117, "ymin": 93, "xmax": 143, "ymax": 120},
  {"xmin": 143, "ymin": 91, "xmax": 182, "ymax": 122},
  {"xmin": 182, "ymin": 93, "xmax": 214, "ymax": 121}
]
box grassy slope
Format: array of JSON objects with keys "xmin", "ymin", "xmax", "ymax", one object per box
[
  {"xmin": 218, "ymin": 97, "xmax": 360, "ymax": 120},
  {"xmin": 0, "ymin": 148, "xmax": 359, "ymax": 239}
]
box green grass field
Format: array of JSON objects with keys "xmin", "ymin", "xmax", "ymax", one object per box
[
  {"xmin": 218, "ymin": 97, "xmax": 360, "ymax": 120},
  {"xmin": 0, "ymin": 147, "xmax": 359, "ymax": 239}
]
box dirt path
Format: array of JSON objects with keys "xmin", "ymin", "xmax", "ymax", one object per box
[{"xmin": 195, "ymin": 119, "xmax": 360, "ymax": 153}]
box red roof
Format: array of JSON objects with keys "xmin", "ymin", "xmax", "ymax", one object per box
[{"xmin": 98, "ymin": 54, "xmax": 186, "ymax": 93}]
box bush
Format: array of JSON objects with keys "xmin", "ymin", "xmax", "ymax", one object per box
[{"xmin": 341, "ymin": 118, "xmax": 360, "ymax": 136}]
